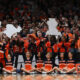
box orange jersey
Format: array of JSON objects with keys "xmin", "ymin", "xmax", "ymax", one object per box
[
  {"xmin": 45, "ymin": 41, "xmax": 51, "ymax": 48},
  {"xmin": 59, "ymin": 47, "xmax": 66, "ymax": 53},
  {"xmin": 53, "ymin": 44, "xmax": 58, "ymax": 53},
  {"xmin": 64, "ymin": 42, "xmax": 71, "ymax": 52},
  {"xmin": 24, "ymin": 40, "xmax": 29, "ymax": 52},
  {"xmin": 45, "ymin": 41, "xmax": 52, "ymax": 52},
  {"xmin": 77, "ymin": 39, "xmax": 80, "ymax": 48},
  {"xmin": 58, "ymin": 42, "xmax": 63, "ymax": 48},
  {"xmin": 47, "ymin": 47, "xmax": 52, "ymax": 53},
  {"xmin": 64, "ymin": 42, "xmax": 71, "ymax": 48},
  {"xmin": 68, "ymin": 33, "xmax": 73, "ymax": 42},
  {"xmin": 68, "ymin": 33, "xmax": 73, "ymax": 39},
  {"xmin": 36, "ymin": 40, "xmax": 40, "ymax": 47}
]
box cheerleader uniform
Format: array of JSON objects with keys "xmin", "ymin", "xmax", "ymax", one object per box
[
  {"xmin": 5, "ymin": 61, "xmax": 14, "ymax": 72},
  {"xmin": 25, "ymin": 58, "xmax": 33, "ymax": 71},
  {"xmin": 67, "ymin": 59, "xmax": 75, "ymax": 70},
  {"xmin": 44, "ymin": 58, "xmax": 54, "ymax": 71},
  {"xmin": 59, "ymin": 59, "xmax": 66, "ymax": 70},
  {"xmin": 36, "ymin": 57, "xmax": 43, "ymax": 69}
]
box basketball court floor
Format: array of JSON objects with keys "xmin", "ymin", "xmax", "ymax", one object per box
[{"xmin": 0, "ymin": 74, "xmax": 80, "ymax": 80}]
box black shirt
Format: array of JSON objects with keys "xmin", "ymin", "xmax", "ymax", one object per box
[
  {"xmin": 59, "ymin": 59, "xmax": 66, "ymax": 64},
  {"xmin": 67, "ymin": 58, "xmax": 75, "ymax": 64},
  {"xmin": 25, "ymin": 57, "xmax": 32, "ymax": 64},
  {"xmin": 36, "ymin": 57, "xmax": 43, "ymax": 63}
]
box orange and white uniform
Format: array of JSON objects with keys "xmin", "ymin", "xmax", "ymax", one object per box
[
  {"xmin": 36, "ymin": 58, "xmax": 43, "ymax": 69},
  {"xmin": 67, "ymin": 59, "xmax": 75, "ymax": 70},
  {"xmin": 25, "ymin": 58, "xmax": 33, "ymax": 71},
  {"xmin": 5, "ymin": 62, "xmax": 14, "ymax": 71},
  {"xmin": 59, "ymin": 60, "xmax": 66, "ymax": 70},
  {"xmin": 44, "ymin": 59, "xmax": 54, "ymax": 71}
]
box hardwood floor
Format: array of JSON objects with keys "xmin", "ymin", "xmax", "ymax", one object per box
[{"xmin": 0, "ymin": 74, "xmax": 80, "ymax": 80}]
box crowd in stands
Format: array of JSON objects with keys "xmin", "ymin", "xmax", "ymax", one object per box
[{"xmin": 0, "ymin": 0, "xmax": 80, "ymax": 74}]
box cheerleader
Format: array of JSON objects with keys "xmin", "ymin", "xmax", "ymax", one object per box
[
  {"xmin": 42, "ymin": 52, "xmax": 55, "ymax": 73},
  {"xmin": 54, "ymin": 52, "xmax": 67, "ymax": 73},
  {"xmin": 35, "ymin": 52, "xmax": 44, "ymax": 73},
  {"xmin": 3, "ymin": 54, "xmax": 16, "ymax": 74},
  {"xmin": 66, "ymin": 52, "xmax": 76, "ymax": 73},
  {"xmin": 21, "ymin": 51, "xmax": 35, "ymax": 73}
]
